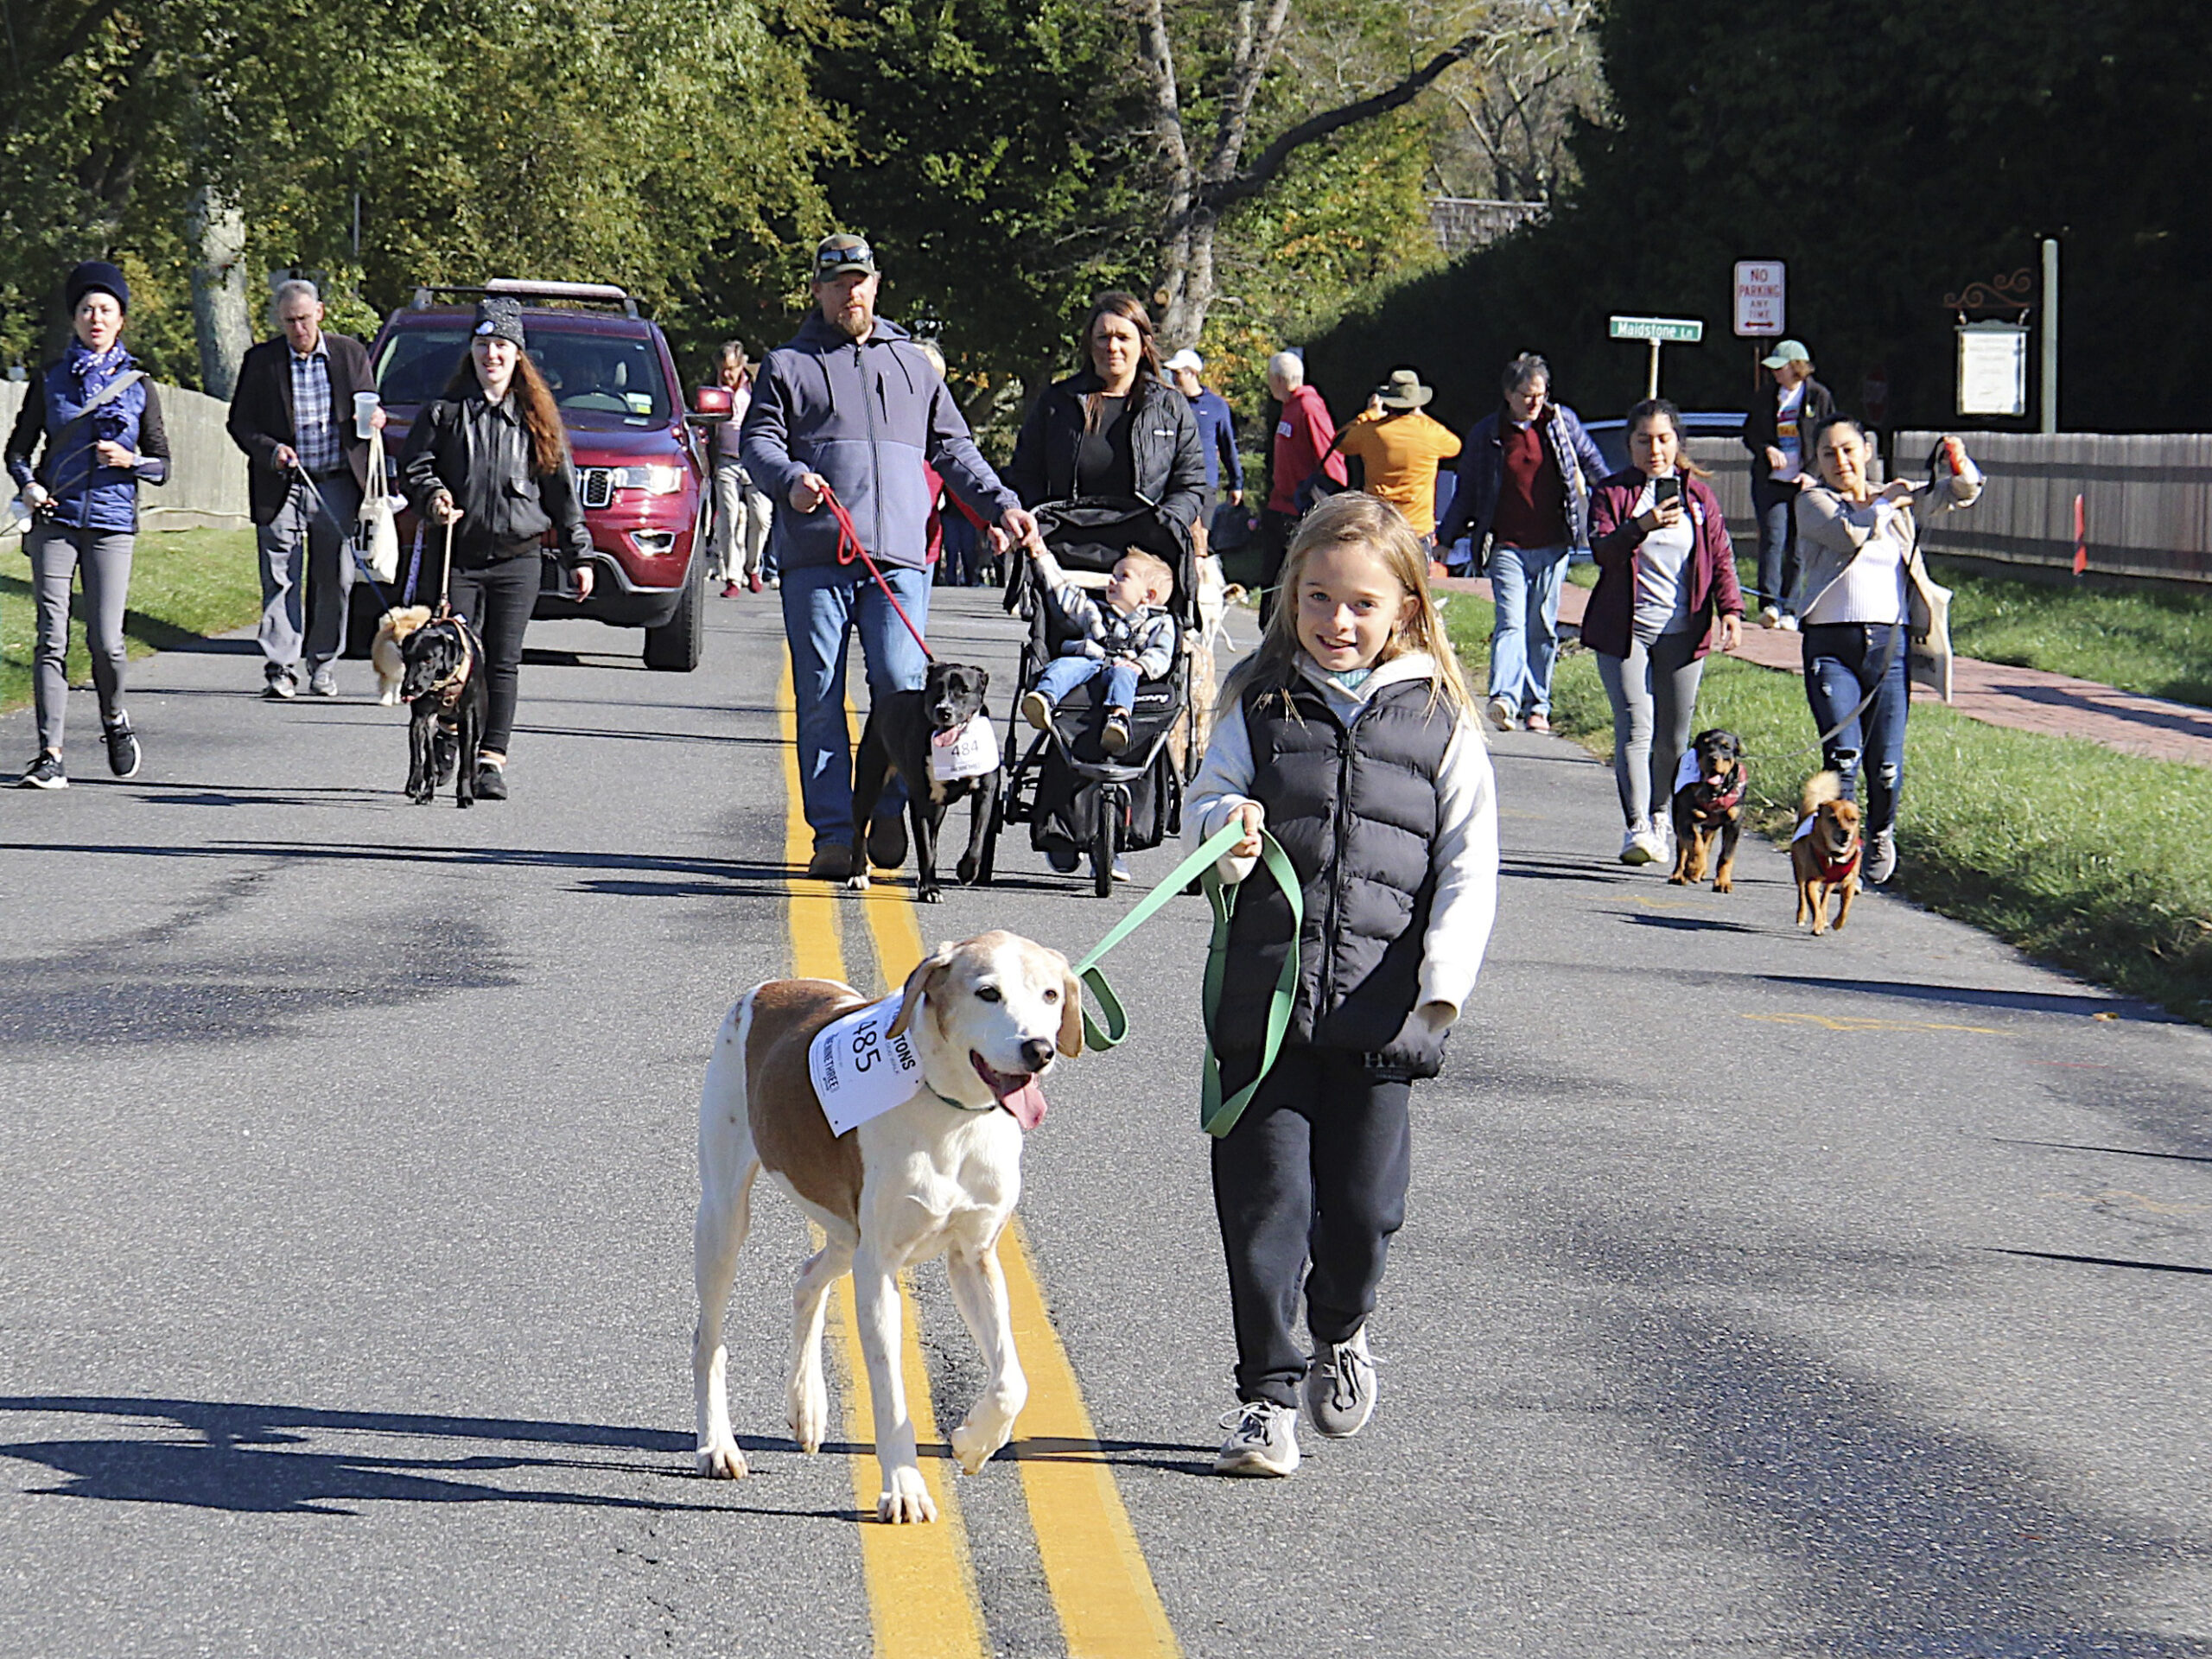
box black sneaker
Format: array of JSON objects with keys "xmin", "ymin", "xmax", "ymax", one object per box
[
  {"xmin": 867, "ymin": 813, "xmax": 908, "ymax": 870},
  {"xmin": 1100, "ymin": 711, "xmax": 1132, "ymax": 755},
  {"xmin": 103, "ymin": 717, "xmax": 140, "ymax": 779},
  {"xmin": 805, "ymin": 843, "xmax": 855, "ymax": 880},
  {"xmin": 16, "ymin": 750, "xmax": 66, "ymax": 789},
  {"xmin": 262, "ymin": 671, "xmax": 297, "ymax": 701},
  {"xmin": 474, "ymin": 762, "xmax": 507, "ymax": 801}
]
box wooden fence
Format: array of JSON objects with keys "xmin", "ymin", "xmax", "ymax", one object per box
[{"xmin": 1897, "ymin": 429, "xmax": 2212, "ymax": 583}]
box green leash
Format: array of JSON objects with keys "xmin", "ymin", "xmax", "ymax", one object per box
[{"xmin": 1071, "ymin": 822, "xmax": 1302, "ymax": 1139}]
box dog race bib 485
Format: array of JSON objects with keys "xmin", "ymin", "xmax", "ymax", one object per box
[{"xmin": 808, "ymin": 994, "xmax": 925, "ymax": 1135}]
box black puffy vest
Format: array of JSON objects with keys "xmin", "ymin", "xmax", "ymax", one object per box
[{"xmin": 1211, "ymin": 672, "xmax": 1456, "ymax": 1077}]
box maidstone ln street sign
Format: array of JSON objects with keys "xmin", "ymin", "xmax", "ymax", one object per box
[
  {"xmin": 1609, "ymin": 315, "xmax": 1705, "ymax": 343},
  {"xmin": 1609, "ymin": 314, "xmax": 1704, "ymax": 395}
]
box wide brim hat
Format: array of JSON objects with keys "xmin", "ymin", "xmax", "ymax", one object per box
[{"xmin": 1376, "ymin": 368, "xmax": 1433, "ymax": 410}]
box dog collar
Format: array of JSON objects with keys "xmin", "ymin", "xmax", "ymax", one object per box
[
  {"xmin": 1818, "ymin": 842, "xmax": 1861, "ymax": 884},
  {"xmin": 925, "ymin": 1084, "xmax": 995, "ymax": 1115}
]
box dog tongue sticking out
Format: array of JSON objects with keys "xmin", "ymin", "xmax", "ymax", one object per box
[{"xmin": 971, "ymin": 1053, "xmax": 1047, "ymax": 1130}]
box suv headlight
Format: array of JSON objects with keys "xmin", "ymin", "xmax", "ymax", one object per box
[{"xmin": 612, "ymin": 464, "xmax": 684, "ymax": 495}]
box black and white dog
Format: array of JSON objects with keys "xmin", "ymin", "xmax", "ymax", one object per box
[
  {"xmin": 398, "ymin": 614, "xmax": 488, "ymax": 808},
  {"xmin": 849, "ymin": 660, "xmax": 1001, "ymax": 902}
]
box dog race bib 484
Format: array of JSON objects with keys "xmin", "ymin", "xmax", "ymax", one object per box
[
  {"xmin": 930, "ymin": 714, "xmax": 999, "ymax": 782},
  {"xmin": 808, "ymin": 994, "xmax": 925, "ymax": 1135}
]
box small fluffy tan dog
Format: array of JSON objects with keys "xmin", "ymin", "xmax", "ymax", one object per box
[
  {"xmin": 372, "ymin": 606, "xmax": 434, "ymax": 706},
  {"xmin": 1174, "ymin": 550, "xmax": 1244, "ymax": 770},
  {"xmin": 1791, "ymin": 771, "xmax": 1863, "ymax": 935},
  {"xmin": 693, "ymin": 931, "xmax": 1082, "ymax": 1522}
]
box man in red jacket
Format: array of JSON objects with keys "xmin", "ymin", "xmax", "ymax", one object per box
[{"xmin": 1259, "ymin": 349, "xmax": 1346, "ymax": 623}]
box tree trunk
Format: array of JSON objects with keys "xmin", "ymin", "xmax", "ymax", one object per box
[{"xmin": 188, "ymin": 182, "xmax": 251, "ymax": 398}]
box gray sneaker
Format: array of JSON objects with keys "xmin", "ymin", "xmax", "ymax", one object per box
[
  {"xmin": 1214, "ymin": 1401, "xmax": 1299, "ymax": 1477},
  {"xmin": 1303, "ymin": 1328, "xmax": 1376, "ymax": 1439},
  {"xmin": 307, "ymin": 666, "xmax": 339, "ymax": 697},
  {"xmin": 1866, "ymin": 827, "xmax": 1897, "ymax": 886}
]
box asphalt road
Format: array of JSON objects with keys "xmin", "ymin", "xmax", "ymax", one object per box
[{"xmin": 5, "ymin": 583, "xmax": 2212, "ymax": 1657}]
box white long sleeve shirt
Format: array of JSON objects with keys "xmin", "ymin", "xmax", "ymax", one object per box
[{"xmin": 1188, "ymin": 649, "xmax": 1500, "ymax": 1021}]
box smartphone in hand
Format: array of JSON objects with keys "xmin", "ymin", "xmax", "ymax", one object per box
[{"xmin": 1651, "ymin": 475, "xmax": 1682, "ymax": 507}]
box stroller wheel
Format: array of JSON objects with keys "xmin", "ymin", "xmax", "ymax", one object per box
[{"xmin": 1092, "ymin": 786, "xmax": 1121, "ymax": 899}]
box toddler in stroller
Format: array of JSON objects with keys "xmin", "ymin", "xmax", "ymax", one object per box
[
  {"xmin": 983, "ymin": 498, "xmax": 1197, "ymax": 895},
  {"xmin": 1018, "ymin": 545, "xmax": 1177, "ymax": 756}
]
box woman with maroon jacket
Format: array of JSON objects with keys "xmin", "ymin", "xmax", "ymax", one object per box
[{"xmin": 1585, "ymin": 399, "xmax": 1744, "ymax": 866}]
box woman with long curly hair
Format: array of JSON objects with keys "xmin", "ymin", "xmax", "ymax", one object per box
[{"xmin": 398, "ymin": 297, "xmax": 594, "ymax": 800}]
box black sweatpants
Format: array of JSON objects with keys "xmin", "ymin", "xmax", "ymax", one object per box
[
  {"xmin": 1210, "ymin": 1045, "xmax": 1413, "ymax": 1408},
  {"xmin": 448, "ymin": 555, "xmax": 539, "ymax": 756}
]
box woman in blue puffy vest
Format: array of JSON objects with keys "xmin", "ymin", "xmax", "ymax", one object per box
[{"xmin": 7, "ymin": 261, "xmax": 170, "ymax": 788}]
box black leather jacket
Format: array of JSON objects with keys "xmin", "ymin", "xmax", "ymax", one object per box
[
  {"xmin": 399, "ymin": 390, "xmax": 592, "ymax": 568},
  {"xmin": 1006, "ymin": 371, "xmax": 1206, "ymax": 537}
]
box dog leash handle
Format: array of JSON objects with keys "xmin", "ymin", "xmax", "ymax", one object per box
[{"xmin": 1070, "ymin": 823, "xmax": 1302, "ymax": 1139}]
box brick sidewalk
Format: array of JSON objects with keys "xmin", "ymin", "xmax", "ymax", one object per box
[{"xmin": 1434, "ymin": 574, "xmax": 2212, "ymax": 769}]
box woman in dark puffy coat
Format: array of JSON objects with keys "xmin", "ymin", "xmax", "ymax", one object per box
[
  {"xmin": 7, "ymin": 261, "xmax": 169, "ymax": 789},
  {"xmin": 399, "ymin": 296, "xmax": 594, "ymax": 800},
  {"xmin": 1005, "ymin": 291, "xmax": 1205, "ymax": 543}
]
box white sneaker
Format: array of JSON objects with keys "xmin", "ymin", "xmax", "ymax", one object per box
[
  {"xmin": 1214, "ymin": 1401, "xmax": 1299, "ymax": 1477},
  {"xmin": 1758, "ymin": 605, "xmax": 1782, "ymax": 629},
  {"xmin": 1777, "ymin": 613, "xmax": 1800, "ymax": 632},
  {"xmin": 1620, "ymin": 822, "xmax": 1655, "ymax": 865},
  {"xmin": 1485, "ymin": 696, "xmax": 1519, "ymax": 733}
]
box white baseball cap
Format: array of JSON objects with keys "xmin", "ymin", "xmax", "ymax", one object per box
[{"xmin": 1163, "ymin": 348, "xmax": 1204, "ymax": 374}]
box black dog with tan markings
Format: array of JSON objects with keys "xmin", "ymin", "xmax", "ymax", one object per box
[
  {"xmin": 398, "ymin": 614, "xmax": 488, "ymax": 808},
  {"xmin": 1669, "ymin": 728, "xmax": 1748, "ymax": 892}
]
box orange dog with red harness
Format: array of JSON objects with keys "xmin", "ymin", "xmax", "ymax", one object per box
[{"xmin": 1790, "ymin": 770, "xmax": 1862, "ymax": 934}]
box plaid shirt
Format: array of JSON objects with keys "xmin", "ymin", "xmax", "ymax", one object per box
[{"xmin": 289, "ymin": 340, "xmax": 340, "ymax": 474}]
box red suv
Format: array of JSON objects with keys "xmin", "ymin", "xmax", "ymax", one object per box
[{"xmin": 356, "ymin": 280, "xmax": 715, "ymax": 670}]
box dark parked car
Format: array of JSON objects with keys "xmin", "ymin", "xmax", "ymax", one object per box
[{"xmin": 352, "ymin": 280, "xmax": 721, "ymax": 671}]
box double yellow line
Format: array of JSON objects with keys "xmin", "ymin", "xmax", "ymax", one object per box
[{"xmin": 777, "ymin": 664, "xmax": 1179, "ymax": 1658}]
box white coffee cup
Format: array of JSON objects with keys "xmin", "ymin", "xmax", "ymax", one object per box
[{"xmin": 353, "ymin": 391, "xmax": 380, "ymax": 438}]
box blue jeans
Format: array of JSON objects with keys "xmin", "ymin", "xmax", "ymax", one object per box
[
  {"xmin": 1755, "ymin": 493, "xmax": 1798, "ymax": 614},
  {"xmin": 1035, "ymin": 653, "xmax": 1138, "ymax": 711},
  {"xmin": 1802, "ymin": 621, "xmax": 1909, "ymax": 836},
  {"xmin": 782, "ymin": 561, "xmax": 932, "ymax": 845},
  {"xmin": 1486, "ymin": 542, "xmax": 1569, "ymax": 716}
]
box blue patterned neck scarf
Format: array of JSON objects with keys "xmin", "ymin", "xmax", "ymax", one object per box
[
  {"xmin": 67, "ymin": 336, "xmax": 130, "ymax": 397},
  {"xmin": 1325, "ymin": 665, "xmax": 1374, "ymax": 692}
]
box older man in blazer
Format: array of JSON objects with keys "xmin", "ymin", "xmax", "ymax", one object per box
[{"xmin": 227, "ymin": 278, "xmax": 379, "ymax": 698}]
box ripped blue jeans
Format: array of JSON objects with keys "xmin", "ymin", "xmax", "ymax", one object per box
[{"xmin": 1802, "ymin": 621, "xmax": 1908, "ymax": 836}]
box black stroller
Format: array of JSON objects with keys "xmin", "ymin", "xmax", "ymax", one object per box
[{"xmin": 980, "ymin": 498, "xmax": 1198, "ymax": 896}]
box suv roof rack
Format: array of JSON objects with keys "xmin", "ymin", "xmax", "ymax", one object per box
[{"xmin": 409, "ymin": 279, "xmax": 640, "ymax": 318}]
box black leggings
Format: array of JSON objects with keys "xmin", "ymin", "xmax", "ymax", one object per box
[
  {"xmin": 448, "ymin": 556, "xmax": 538, "ymax": 756},
  {"xmin": 1210, "ymin": 1045, "xmax": 1412, "ymax": 1408}
]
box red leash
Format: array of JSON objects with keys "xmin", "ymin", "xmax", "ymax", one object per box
[{"xmin": 820, "ymin": 482, "xmax": 934, "ymax": 664}]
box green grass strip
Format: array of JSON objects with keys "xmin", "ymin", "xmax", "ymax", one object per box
[
  {"xmin": 1440, "ymin": 592, "xmax": 2212, "ymax": 1023},
  {"xmin": 2, "ymin": 528, "xmax": 263, "ymax": 715}
]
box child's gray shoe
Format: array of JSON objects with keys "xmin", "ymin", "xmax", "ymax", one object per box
[
  {"xmin": 1302, "ymin": 1327, "xmax": 1376, "ymax": 1439},
  {"xmin": 1214, "ymin": 1401, "xmax": 1299, "ymax": 1477}
]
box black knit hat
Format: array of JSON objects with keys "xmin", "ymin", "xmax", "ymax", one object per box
[
  {"xmin": 65, "ymin": 260, "xmax": 129, "ymax": 315},
  {"xmin": 471, "ymin": 296, "xmax": 525, "ymax": 348}
]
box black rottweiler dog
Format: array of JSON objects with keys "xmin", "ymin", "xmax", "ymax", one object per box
[
  {"xmin": 398, "ymin": 615, "xmax": 488, "ymax": 808},
  {"xmin": 1669, "ymin": 727, "xmax": 1748, "ymax": 891},
  {"xmin": 848, "ymin": 661, "xmax": 1001, "ymax": 902}
]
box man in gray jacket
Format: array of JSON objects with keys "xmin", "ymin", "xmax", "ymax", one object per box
[{"xmin": 743, "ymin": 233, "xmax": 1038, "ymax": 880}]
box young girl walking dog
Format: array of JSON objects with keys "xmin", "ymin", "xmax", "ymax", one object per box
[{"xmin": 1189, "ymin": 491, "xmax": 1499, "ymax": 1476}]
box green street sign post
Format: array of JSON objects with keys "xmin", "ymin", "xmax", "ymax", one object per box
[{"xmin": 1609, "ymin": 315, "xmax": 1705, "ymax": 397}]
